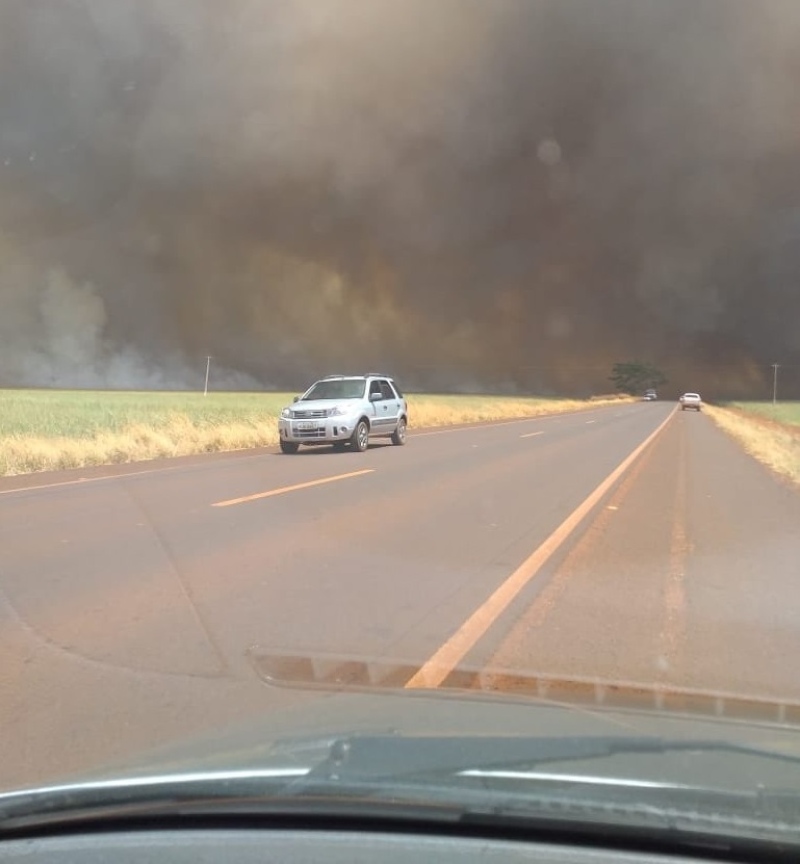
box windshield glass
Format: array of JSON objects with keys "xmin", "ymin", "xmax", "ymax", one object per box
[
  {"xmin": 302, "ymin": 379, "xmax": 367, "ymax": 400},
  {"xmin": 2, "ymin": 0, "xmax": 800, "ymax": 848}
]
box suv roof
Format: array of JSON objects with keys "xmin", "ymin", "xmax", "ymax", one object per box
[{"xmin": 320, "ymin": 373, "xmax": 393, "ymax": 381}]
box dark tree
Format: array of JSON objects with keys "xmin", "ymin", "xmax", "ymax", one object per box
[{"xmin": 610, "ymin": 361, "xmax": 667, "ymax": 395}]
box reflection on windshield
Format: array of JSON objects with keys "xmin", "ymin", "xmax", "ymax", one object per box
[{"xmin": 303, "ymin": 380, "xmax": 367, "ymax": 400}]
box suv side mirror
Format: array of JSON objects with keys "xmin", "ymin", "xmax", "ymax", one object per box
[
  {"xmin": 293, "ymin": 396, "xmax": 300, "ymax": 403},
  {"xmin": 369, "ymin": 391, "xmax": 382, "ymax": 402}
]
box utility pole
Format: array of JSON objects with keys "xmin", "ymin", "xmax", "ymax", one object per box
[
  {"xmin": 204, "ymin": 356, "xmax": 212, "ymax": 397},
  {"xmin": 772, "ymin": 363, "xmax": 780, "ymax": 406}
]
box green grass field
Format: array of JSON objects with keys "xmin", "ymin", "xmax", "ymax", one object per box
[
  {"xmin": 0, "ymin": 390, "xmax": 292, "ymax": 438},
  {"xmin": 727, "ymin": 402, "xmax": 800, "ymax": 427},
  {"xmin": 0, "ymin": 389, "xmax": 630, "ymax": 476}
]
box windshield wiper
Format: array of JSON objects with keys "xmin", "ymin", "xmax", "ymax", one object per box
[
  {"xmin": 3, "ymin": 735, "xmax": 800, "ymax": 840},
  {"xmin": 298, "ymin": 734, "xmax": 800, "ymax": 783}
]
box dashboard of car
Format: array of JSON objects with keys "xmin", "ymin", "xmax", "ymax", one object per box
[{"xmin": 0, "ymin": 828, "xmax": 771, "ymax": 864}]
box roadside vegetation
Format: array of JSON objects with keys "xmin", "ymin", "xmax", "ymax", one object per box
[
  {"xmin": 608, "ymin": 360, "xmax": 667, "ymax": 395},
  {"xmin": 0, "ymin": 389, "xmax": 632, "ymax": 476},
  {"xmin": 725, "ymin": 402, "xmax": 800, "ymax": 428},
  {"xmin": 705, "ymin": 402, "xmax": 800, "ymax": 487},
  {"xmin": 0, "ymin": 390, "xmax": 285, "ymax": 476},
  {"xmin": 407, "ymin": 393, "xmax": 629, "ymax": 428}
]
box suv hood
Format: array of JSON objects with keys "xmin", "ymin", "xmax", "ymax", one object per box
[{"xmin": 291, "ymin": 398, "xmax": 363, "ymax": 412}]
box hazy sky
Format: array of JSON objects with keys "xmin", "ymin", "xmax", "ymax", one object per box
[{"xmin": 1, "ymin": 0, "xmax": 800, "ymax": 396}]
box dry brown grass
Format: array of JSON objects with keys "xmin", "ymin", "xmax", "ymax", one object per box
[
  {"xmin": 408, "ymin": 394, "xmax": 632, "ymax": 429},
  {"xmin": 2, "ymin": 416, "xmax": 280, "ymax": 476},
  {"xmin": 589, "ymin": 392, "xmax": 633, "ymax": 402},
  {"xmin": 1, "ymin": 390, "xmax": 633, "ymax": 476},
  {"xmin": 705, "ymin": 404, "xmax": 800, "ymax": 487}
]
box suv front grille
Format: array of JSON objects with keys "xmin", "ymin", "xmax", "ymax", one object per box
[
  {"xmin": 294, "ymin": 426, "xmax": 327, "ymax": 439},
  {"xmin": 293, "ymin": 409, "xmax": 327, "ymax": 419}
]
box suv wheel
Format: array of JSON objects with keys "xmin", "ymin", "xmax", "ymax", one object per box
[
  {"xmin": 280, "ymin": 441, "xmax": 299, "ymax": 454},
  {"xmin": 351, "ymin": 419, "xmax": 369, "ymax": 452},
  {"xmin": 391, "ymin": 418, "xmax": 407, "ymax": 446}
]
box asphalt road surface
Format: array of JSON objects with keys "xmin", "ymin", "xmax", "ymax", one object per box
[{"xmin": 2, "ymin": 402, "xmax": 800, "ymax": 789}]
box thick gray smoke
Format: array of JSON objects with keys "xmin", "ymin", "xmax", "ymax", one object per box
[{"xmin": 1, "ymin": 0, "xmax": 800, "ymax": 396}]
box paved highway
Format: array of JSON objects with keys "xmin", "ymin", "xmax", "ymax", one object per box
[{"xmin": 2, "ymin": 401, "xmax": 800, "ymax": 788}]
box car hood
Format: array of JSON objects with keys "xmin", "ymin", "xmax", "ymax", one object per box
[
  {"xmin": 290, "ymin": 398, "xmax": 363, "ymax": 412},
  {"xmin": 22, "ymin": 651, "xmax": 800, "ymax": 793},
  {"xmin": 6, "ymin": 654, "xmax": 800, "ymax": 851}
]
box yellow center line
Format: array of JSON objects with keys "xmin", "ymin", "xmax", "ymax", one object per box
[
  {"xmin": 520, "ymin": 431, "xmax": 545, "ymax": 439},
  {"xmin": 212, "ymin": 469, "xmax": 375, "ymax": 508},
  {"xmin": 405, "ymin": 407, "xmax": 677, "ymax": 689}
]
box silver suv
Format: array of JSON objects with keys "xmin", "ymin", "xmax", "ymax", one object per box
[{"xmin": 278, "ymin": 374, "xmax": 408, "ymax": 454}]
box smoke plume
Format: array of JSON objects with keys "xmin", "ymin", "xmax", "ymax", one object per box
[{"xmin": 2, "ymin": 0, "xmax": 800, "ymax": 397}]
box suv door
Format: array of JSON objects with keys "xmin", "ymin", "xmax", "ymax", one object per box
[
  {"xmin": 375, "ymin": 379, "xmax": 401, "ymax": 433},
  {"xmin": 366, "ymin": 379, "xmax": 384, "ymax": 429}
]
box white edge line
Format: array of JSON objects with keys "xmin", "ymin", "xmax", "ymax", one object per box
[{"xmin": 0, "ymin": 452, "xmax": 269, "ymax": 497}]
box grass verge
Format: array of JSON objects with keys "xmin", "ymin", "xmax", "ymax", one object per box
[
  {"xmin": 724, "ymin": 401, "xmax": 800, "ymax": 428},
  {"xmin": 0, "ymin": 389, "xmax": 632, "ymax": 476},
  {"xmin": 705, "ymin": 403, "xmax": 800, "ymax": 487},
  {"xmin": 408, "ymin": 393, "xmax": 629, "ymax": 427}
]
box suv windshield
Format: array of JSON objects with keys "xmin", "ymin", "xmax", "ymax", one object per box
[{"xmin": 302, "ymin": 379, "xmax": 367, "ymax": 400}]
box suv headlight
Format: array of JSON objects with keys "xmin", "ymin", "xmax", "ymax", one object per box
[
  {"xmin": 280, "ymin": 407, "xmax": 292, "ymax": 419},
  {"xmin": 327, "ymin": 404, "xmax": 349, "ymax": 417}
]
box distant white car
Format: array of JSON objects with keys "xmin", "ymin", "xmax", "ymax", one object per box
[{"xmin": 679, "ymin": 393, "xmax": 702, "ymax": 411}]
